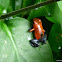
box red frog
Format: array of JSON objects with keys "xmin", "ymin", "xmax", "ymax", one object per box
[{"xmin": 29, "ymin": 18, "xmax": 47, "ymax": 47}]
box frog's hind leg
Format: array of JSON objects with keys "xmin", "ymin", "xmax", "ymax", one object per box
[
  {"xmin": 39, "ymin": 34, "xmax": 47, "ymax": 44},
  {"xmin": 30, "ymin": 39, "xmax": 40, "ymax": 47},
  {"xmin": 42, "ymin": 34, "xmax": 47, "ymax": 44}
]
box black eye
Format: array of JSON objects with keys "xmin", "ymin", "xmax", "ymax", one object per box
[{"xmin": 38, "ymin": 22, "xmax": 39, "ymax": 23}]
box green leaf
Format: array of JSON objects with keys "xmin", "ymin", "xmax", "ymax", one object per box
[
  {"xmin": 0, "ymin": 0, "xmax": 9, "ymax": 9},
  {"xmin": 57, "ymin": 1, "xmax": 62, "ymax": 12},
  {"xmin": 0, "ymin": 0, "xmax": 9, "ymax": 16},
  {"xmin": 7, "ymin": 0, "xmax": 15, "ymax": 13},
  {"xmin": 27, "ymin": 0, "xmax": 48, "ymax": 20},
  {"xmin": 48, "ymin": 23, "xmax": 62, "ymax": 54},
  {"xmin": 0, "ymin": 17, "xmax": 53, "ymax": 62},
  {"xmin": 46, "ymin": 1, "xmax": 62, "ymax": 24},
  {"xmin": 10, "ymin": 0, "xmax": 15, "ymax": 11},
  {"xmin": 22, "ymin": 0, "xmax": 36, "ymax": 8},
  {"xmin": 21, "ymin": 0, "xmax": 36, "ymax": 17},
  {"xmin": 46, "ymin": 17, "xmax": 58, "ymax": 23},
  {"xmin": 15, "ymin": 0, "xmax": 22, "ymax": 10},
  {"xmin": 7, "ymin": 5, "xmax": 13, "ymax": 13}
]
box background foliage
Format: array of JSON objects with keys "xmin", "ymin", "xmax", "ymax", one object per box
[{"xmin": 0, "ymin": 0, "xmax": 62, "ymax": 62}]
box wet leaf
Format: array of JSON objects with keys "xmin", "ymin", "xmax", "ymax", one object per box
[
  {"xmin": 0, "ymin": 17, "xmax": 53, "ymax": 62},
  {"xmin": 27, "ymin": 0, "xmax": 48, "ymax": 20},
  {"xmin": 46, "ymin": 17, "xmax": 58, "ymax": 23},
  {"xmin": 22, "ymin": 0, "xmax": 36, "ymax": 8},
  {"xmin": 0, "ymin": 0, "xmax": 9, "ymax": 16},
  {"xmin": 46, "ymin": 1, "xmax": 62, "ymax": 24},
  {"xmin": 15, "ymin": 0, "xmax": 22, "ymax": 10},
  {"xmin": 48, "ymin": 23, "xmax": 62, "ymax": 54}
]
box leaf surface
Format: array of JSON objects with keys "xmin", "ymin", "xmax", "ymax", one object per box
[
  {"xmin": 46, "ymin": 1, "xmax": 62, "ymax": 24},
  {"xmin": 0, "ymin": 0, "xmax": 9, "ymax": 16},
  {"xmin": 48, "ymin": 23, "xmax": 62, "ymax": 54},
  {"xmin": 0, "ymin": 17, "xmax": 53, "ymax": 62}
]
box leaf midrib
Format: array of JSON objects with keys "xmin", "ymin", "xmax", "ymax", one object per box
[{"xmin": 2, "ymin": 22, "xmax": 20, "ymax": 62}]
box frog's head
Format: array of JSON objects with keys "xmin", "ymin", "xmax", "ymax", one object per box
[{"xmin": 33, "ymin": 18, "xmax": 42, "ymax": 24}]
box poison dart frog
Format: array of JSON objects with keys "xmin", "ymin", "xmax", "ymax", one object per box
[{"xmin": 29, "ymin": 18, "xmax": 47, "ymax": 47}]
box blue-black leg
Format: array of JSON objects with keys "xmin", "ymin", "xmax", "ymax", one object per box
[
  {"xmin": 30, "ymin": 39, "xmax": 40, "ymax": 47},
  {"xmin": 39, "ymin": 34, "xmax": 47, "ymax": 44},
  {"xmin": 43, "ymin": 34, "xmax": 47, "ymax": 44},
  {"xmin": 43, "ymin": 38, "xmax": 46, "ymax": 44},
  {"xmin": 41, "ymin": 33, "xmax": 43, "ymax": 37},
  {"xmin": 39, "ymin": 33, "xmax": 43, "ymax": 42}
]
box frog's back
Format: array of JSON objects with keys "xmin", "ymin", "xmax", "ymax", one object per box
[{"xmin": 33, "ymin": 18, "xmax": 45, "ymax": 40}]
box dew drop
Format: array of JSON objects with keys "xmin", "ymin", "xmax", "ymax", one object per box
[
  {"xmin": 58, "ymin": 46, "xmax": 61, "ymax": 49},
  {"xmin": 35, "ymin": 8, "xmax": 38, "ymax": 10},
  {"xmin": 3, "ymin": 10, "xmax": 7, "ymax": 13},
  {"xmin": 9, "ymin": 16, "xmax": 13, "ymax": 20},
  {"xmin": 5, "ymin": 40, "xmax": 7, "ymax": 44},
  {"xmin": 48, "ymin": 13, "xmax": 50, "ymax": 16},
  {"xmin": 5, "ymin": 18, "xmax": 8, "ymax": 20},
  {"xmin": 27, "ymin": 36, "xmax": 31, "ymax": 40},
  {"xmin": 39, "ymin": 6, "xmax": 42, "ymax": 8}
]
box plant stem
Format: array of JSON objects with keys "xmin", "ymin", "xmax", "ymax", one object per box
[{"xmin": 0, "ymin": 0, "xmax": 57, "ymax": 20}]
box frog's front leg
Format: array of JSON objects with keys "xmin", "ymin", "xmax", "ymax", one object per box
[{"xmin": 29, "ymin": 28, "xmax": 34, "ymax": 32}]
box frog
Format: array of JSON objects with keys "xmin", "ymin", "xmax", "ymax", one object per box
[{"xmin": 29, "ymin": 18, "xmax": 47, "ymax": 47}]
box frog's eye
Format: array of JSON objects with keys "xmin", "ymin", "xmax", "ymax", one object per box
[
  {"xmin": 38, "ymin": 21, "xmax": 39, "ymax": 23},
  {"xmin": 38, "ymin": 19, "xmax": 41, "ymax": 22}
]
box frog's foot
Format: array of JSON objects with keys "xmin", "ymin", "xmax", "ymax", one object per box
[
  {"xmin": 30, "ymin": 39, "xmax": 40, "ymax": 47},
  {"xmin": 43, "ymin": 39, "xmax": 46, "ymax": 44},
  {"xmin": 39, "ymin": 34, "xmax": 47, "ymax": 44},
  {"xmin": 42, "ymin": 34, "xmax": 47, "ymax": 44}
]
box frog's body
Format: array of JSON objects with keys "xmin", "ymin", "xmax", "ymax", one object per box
[{"xmin": 29, "ymin": 18, "xmax": 47, "ymax": 47}]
